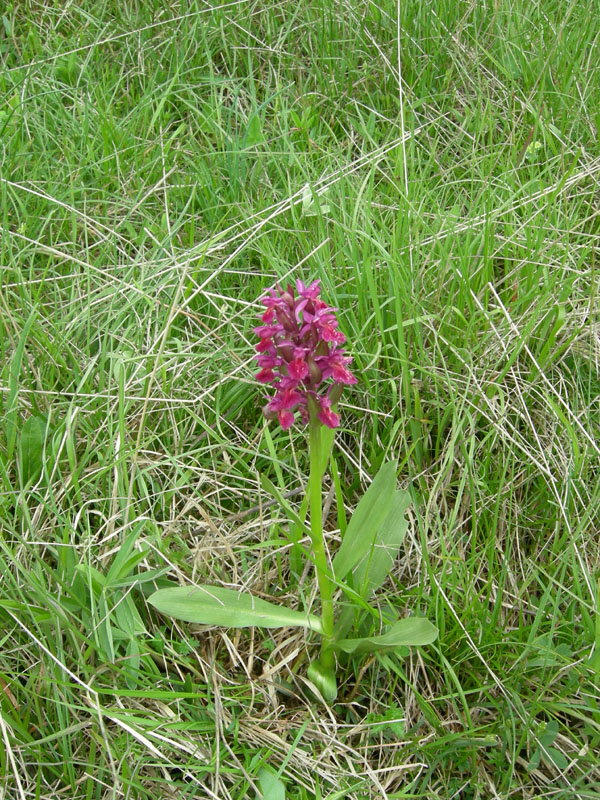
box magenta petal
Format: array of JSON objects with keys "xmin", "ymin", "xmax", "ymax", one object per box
[
  {"xmin": 288, "ymin": 357, "xmax": 309, "ymax": 380},
  {"xmin": 281, "ymin": 387, "xmax": 303, "ymax": 408},
  {"xmin": 296, "ymin": 279, "xmax": 321, "ymax": 299},
  {"xmin": 318, "ymin": 407, "xmax": 340, "ymax": 428},
  {"xmin": 254, "ymin": 324, "xmax": 281, "ymax": 337},
  {"xmin": 332, "ymin": 362, "xmax": 357, "ymax": 384},
  {"xmin": 262, "ymin": 289, "xmax": 281, "ymax": 307},
  {"xmin": 268, "ymin": 386, "xmax": 303, "ymax": 411},
  {"xmin": 256, "ymin": 368, "xmax": 275, "ymax": 383},
  {"xmin": 259, "ymin": 357, "xmax": 280, "ymax": 370},
  {"xmin": 293, "ymin": 297, "xmax": 309, "ymax": 322},
  {"xmin": 256, "ymin": 338, "xmax": 274, "ymax": 353},
  {"xmin": 319, "ymin": 322, "xmax": 345, "ymax": 344},
  {"xmin": 278, "ymin": 410, "xmax": 295, "ymax": 429},
  {"xmin": 256, "ymin": 355, "xmax": 279, "ymax": 368}
]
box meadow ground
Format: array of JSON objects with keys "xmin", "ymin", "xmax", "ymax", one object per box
[{"xmin": 1, "ymin": 1, "xmax": 600, "ymax": 798}]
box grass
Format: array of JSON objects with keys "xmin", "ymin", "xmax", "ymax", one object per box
[{"xmin": 1, "ymin": 0, "xmax": 600, "ymax": 797}]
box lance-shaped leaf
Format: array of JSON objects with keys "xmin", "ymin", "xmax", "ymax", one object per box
[
  {"xmin": 354, "ymin": 490, "xmax": 411, "ymax": 599},
  {"xmin": 332, "ymin": 461, "xmax": 397, "ymax": 582},
  {"xmin": 333, "ymin": 617, "xmax": 438, "ymax": 655},
  {"xmin": 148, "ymin": 585, "xmax": 323, "ymax": 632},
  {"xmin": 335, "ymin": 490, "xmax": 412, "ymax": 640}
]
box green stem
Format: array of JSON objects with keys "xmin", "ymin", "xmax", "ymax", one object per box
[{"xmin": 308, "ymin": 420, "xmax": 334, "ymax": 670}]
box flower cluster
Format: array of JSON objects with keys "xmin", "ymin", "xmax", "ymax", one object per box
[{"xmin": 254, "ymin": 279, "xmax": 357, "ymax": 429}]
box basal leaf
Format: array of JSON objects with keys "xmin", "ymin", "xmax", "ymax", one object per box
[
  {"xmin": 333, "ymin": 617, "xmax": 438, "ymax": 655},
  {"xmin": 335, "ymin": 491, "xmax": 411, "ymax": 641},
  {"xmin": 257, "ymin": 766, "xmax": 286, "ymax": 800},
  {"xmin": 245, "ymin": 114, "xmax": 264, "ymax": 146},
  {"xmin": 353, "ymin": 490, "xmax": 411, "ymax": 599},
  {"xmin": 332, "ymin": 461, "xmax": 397, "ymax": 582},
  {"xmin": 148, "ymin": 585, "xmax": 323, "ymax": 632}
]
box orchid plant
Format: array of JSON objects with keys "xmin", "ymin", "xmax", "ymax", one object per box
[{"xmin": 148, "ymin": 279, "xmax": 438, "ymax": 702}]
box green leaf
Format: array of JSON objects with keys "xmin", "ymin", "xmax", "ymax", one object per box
[
  {"xmin": 544, "ymin": 746, "xmax": 568, "ymax": 770},
  {"xmin": 333, "ymin": 617, "xmax": 438, "ymax": 655},
  {"xmin": 257, "ymin": 766, "xmax": 286, "ymax": 800},
  {"xmin": 335, "ymin": 490, "xmax": 411, "ymax": 641},
  {"xmin": 18, "ymin": 414, "xmax": 47, "ymax": 484},
  {"xmin": 539, "ymin": 719, "xmax": 559, "ymax": 748},
  {"xmin": 113, "ymin": 567, "xmax": 172, "ymax": 588},
  {"xmin": 318, "ymin": 423, "xmax": 336, "ymax": 475},
  {"xmin": 307, "ymin": 659, "xmax": 338, "ymax": 703},
  {"xmin": 353, "ymin": 490, "xmax": 411, "ymax": 599},
  {"xmin": 301, "ymin": 182, "xmax": 330, "ymax": 216},
  {"xmin": 332, "ymin": 461, "xmax": 397, "ymax": 582},
  {"xmin": 148, "ymin": 585, "xmax": 323, "ymax": 632},
  {"xmin": 527, "ymin": 749, "xmax": 541, "ymax": 771},
  {"xmin": 74, "ymin": 563, "xmax": 106, "ymax": 593}
]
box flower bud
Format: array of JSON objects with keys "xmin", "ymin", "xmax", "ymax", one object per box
[
  {"xmin": 307, "ymin": 355, "xmax": 322, "ymax": 385},
  {"xmin": 277, "ymin": 343, "xmax": 294, "ymax": 362},
  {"xmin": 262, "ymin": 404, "xmax": 278, "ymax": 421},
  {"xmin": 278, "ymin": 309, "xmax": 297, "ymax": 331},
  {"xmin": 315, "ymin": 340, "xmax": 329, "ymax": 357},
  {"xmin": 329, "ymin": 383, "xmax": 343, "ymax": 407}
]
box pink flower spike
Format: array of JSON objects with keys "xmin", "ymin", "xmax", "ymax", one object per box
[{"xmin": 254, "ymin": 277, "xmax": 355, "ymax": 429}]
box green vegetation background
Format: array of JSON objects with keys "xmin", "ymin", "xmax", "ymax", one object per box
[{"xmin": 1, "ymin": 1, "xmax": 599, "ymax": 798}]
